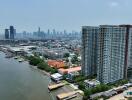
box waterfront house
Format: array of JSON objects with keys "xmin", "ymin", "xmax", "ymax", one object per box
[{"xmin": 51, "ymin": 73, "xmax": 63, "ymax": 82}]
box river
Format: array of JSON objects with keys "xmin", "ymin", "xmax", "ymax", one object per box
[{"xmin": 0, "ymin": 52, "xmax": 52, "ymax": 100}]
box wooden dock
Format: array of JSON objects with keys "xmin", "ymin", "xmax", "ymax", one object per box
[
  {"xmin": 48, "ymin": 83, "xmax": 65, "ymax": 90},
  {"xmin": 56, "ymin": 91, "xmax": 77, "ymax": 100},
  {"xmin": 56, "ymin": 90, "xmax": 84, "ymax": 100}
]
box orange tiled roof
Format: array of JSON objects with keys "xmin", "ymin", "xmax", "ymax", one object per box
[
  {"xmin": 58, "ymin": 66, "xmax": 81, "ymax": 74},
  {"xmin": 48, "ymin": 60, "xmax": 65, "ymax": 69}
]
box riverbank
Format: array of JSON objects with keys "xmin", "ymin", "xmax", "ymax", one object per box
[
  {"xmin": 13, "ymin": 55, "xmax": 52, "ymax": 77},
  {"xmin": 29, "ymin": 65, "xmax": 51, "ymax": 77},
  {"xmin": 1, "ymin": 50, "xmax": 51, "ymax": 78}
]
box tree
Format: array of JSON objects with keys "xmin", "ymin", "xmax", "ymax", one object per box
[
  {"xmin": 71, "ymin": 55, "xmax": 78, "ymax": 64},
  {"xmin": 29, "ymin": 56, "xmax": 43, "ymax": 66},
  {"xmin": 37, "ymin": 62, "xmax": 47, "ymax": 70},
  {"xmin": 80, "ymin": 83, "xmax": 111, "ymax": 100},
  {"xmin": 64, "ymin": 66, "xmax": 69, "ymax": 69},
  {"xmin": 84, "ymin": 89, "xmax": 92, "ymax": 97},
  {"xmin": 50, "ymin": 68, "xmax": 58, "ymax": 74},
  {"xmin": 63, "ymin": 74, "xmax": 67, "ymax": 80},
  {"xmin": 95, "ymin": 84, "xmax": 102, "ymax": 92},
  {"xmin": 108, "ymin": 79, "xmax": 128, "ymax": 87},
  {"xmin": 91, "ymin": 84, "xmax": 110, "ymax": 94},
  {"xmin": 78, "ymin": 82, "xmax": 85, "ymax": 90},
  {"xmin": 65, "ymin": 58, "xmax": 69, "ymax": 62},
  {"xmin": 44, "ymin": 55, "xmax": 48, "ymax": 59},
  {"xmin": 74, "ymin": 75, "xmax": 87, "ymax": 82},
  {"xmin": 64, "ymin": 53, "xmax": 70, "ymax": 58},
  {"xmin": 28, "ymin": 56, "xmax": 57, "ymax": 74},
  {"xmin": 37, "ymin": 61, "xmax": 58, "ymax": 74}
]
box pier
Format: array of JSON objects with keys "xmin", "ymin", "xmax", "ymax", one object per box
[
  {"xmin": 48, "ymin": 83, "xmax": 65, "ymax": 90},
  {"xmin": 56, "ymin": 90, "xmax": 83, "ymax": 100}
]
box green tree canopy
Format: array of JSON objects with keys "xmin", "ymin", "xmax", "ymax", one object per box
[
  {"xmin": 64, "ymin": 53, "xmax": 70, "ymax": 58},
  {"xmin": 71, "ymin": 55, "xmax": 78, "ymax": 64},
  {"xmin": 29, "ymin": 56, "xmax": 43, "ymax": 66}
]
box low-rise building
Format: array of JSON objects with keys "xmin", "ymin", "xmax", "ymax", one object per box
[
  {"xmin": 124, "ymin": 83, "xmax": 132, "ymax": 88},
  {"xmin": 113, "ymin": 86, "xmax": 128, "ymax": 93},
  {"xmin": 36, "ymin": 47, "xmax": 69, "ymax": 59},
  {"xmin": 51, "ymin": 73, "xmax": 63, "ymax": 82},
  {"xmin": 90, "ymin": 92, "xmax": 104, "ymax": 100},
  {"xmin": 90, "ymin": 89, "xmax": 117, "ymax": 99},
  {"xmin": 67, "ymin": 72, "xmax": 80, "ymax": 81},
  {"xmin": 48, "ymin": 60, "xmax": 65, "ymax": 69},
  {"xmin": 123, "ymin": 90, "xmax": 132, "ymax": 98},
  {"xmin": 58, "ymin": 66, "xmax": 81, "ymax": 74},
  {"xmin": 8, "ymin": 45, "xmax": 36, "ymax": 56},
  {"xmin": 84, "ymin": 79, "xmax": 100, "ymax": 88},
  {"xmin": 102, "ymin": 89, "xmax": 117, "ymax": 98}
]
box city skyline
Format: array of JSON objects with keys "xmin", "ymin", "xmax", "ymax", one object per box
[
  {"xmin": 1, "ymin": 0, "xmax": 132, "ymax": 33},
  {"xmin": 1, "ymin": 26, "xmax": 81, "ymax": 35},
  {"xmin": 0, "ymin": 0, "xmax": 132, "ymax": 100}
]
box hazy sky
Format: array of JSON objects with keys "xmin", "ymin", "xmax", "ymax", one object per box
[{"xmin": 0, "ymin": 0, "xmax": 132, "ymax": 33}]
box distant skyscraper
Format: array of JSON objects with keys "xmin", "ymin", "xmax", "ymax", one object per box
[
  {"xmin": 53, "ymin": 29, "xmax": 56, "ymax": 34},
  {"xmin": 38, "ymin": 27, "xmax": 41, "ymax": 37},
  {"xmin": 82, "ymin": 25, "xmax": 132, "ymax": 84},
  {"xmin": 47, "ymin": 29, "xmax": 50, "ymax": 34},
  {"xmin": 64, "ymin": 30, "xmax": 67, "ymax": 34},
  {"xmin": 47, "ymin": 29, "xmax": 50, "ymax": 39},
  {"xmin": 10, "ymin": 26, "xmax": 15, "ymax": 39},
  {"xmin": 38, "ymin": 27, "xmax": 40, "ymax": 33},
  {"xmin": 5, "ymin": 29, "xmax": 9, "ymax": 39}
]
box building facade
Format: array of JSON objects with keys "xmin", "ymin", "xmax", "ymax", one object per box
[
  {"xmin": 10, "ymin": 26, "xmax": 15, "ymax": 39},
  {"xmin": 5, "ymin": 29, "xmax": 9, "ymax": 39},
  {"xmin": 128, "ymin": 28, "xmax": 132, "ymax": 69},
  {"xmin": 82, "ymin": 25, "xmax": 132, "ymax": 84},
  {"xmin": 119, "ymin": 25, "xmax": 132, "ymax": 78},
  {"xmin": 81, "ymin": 26, "xmax": 99, "ymax": 76},
  {"xmin": 97, "ymin": 25, "xmax": 127, "ymax": 84}
]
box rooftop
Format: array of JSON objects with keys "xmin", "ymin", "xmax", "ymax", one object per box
[
  {"xmin": 51, "ymin": 73, "xmax": 63, "ymax": 79},
  {"xmin": 48, "ymin": 60, "xmax": 65, "ymax": 69},
  {"xmin": 84, "ymin": 79, "xmax": 100, "ymax": 85},
  {"xmin": 58, "ymin": 66, "xmax": 81, "ymax": 74}
]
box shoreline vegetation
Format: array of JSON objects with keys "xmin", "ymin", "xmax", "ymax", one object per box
[
  {"xmin": 29, "ymin": 65, "xmax": 51, "ymax": 77},
  {"xmin": 25, "ymin": 55, "xmax": 58, "ymax": 75}
]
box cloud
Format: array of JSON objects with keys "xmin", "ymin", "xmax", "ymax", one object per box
[{"xmin": 109, "ymin": 1, "xmax": 119, "ymax": 7}]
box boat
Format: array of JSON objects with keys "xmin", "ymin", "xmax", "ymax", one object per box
[
  {"xmin": 48, "ymin": 83, "xmax": 65, "ymax": 91},
  {"xmin": 18, "ymin": 59, "xmax": 24, "ymax": 62},
  {"xmin": 14, "ymin": 56, "xmax": 18, "ymax": 59}
]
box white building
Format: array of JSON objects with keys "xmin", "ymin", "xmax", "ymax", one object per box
[
  {"xmin": 51, "ymin": 73, "xmax": 63, "ymax": 82},
  {"xmin": 84, "ymin": 79, "xmax": 100, "ymax": 88}
]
